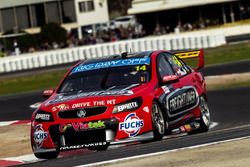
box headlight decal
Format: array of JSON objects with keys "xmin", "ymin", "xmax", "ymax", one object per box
[
  {"xmin": 112, "ymin": 97, "xmax": 142, "ymax": 114},
  {"xmin": 35, "ymin": 113, "xmax": 51, "ymax": 121},
  {"xmin": 35, "ymin": 110, "xmax": 54, "ymax": 122},
  {"xmin": 117, "ymin": 102, "xmax": 138, "ymax": 112}
]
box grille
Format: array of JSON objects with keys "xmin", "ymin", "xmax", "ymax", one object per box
[
  {"xmin": 64, "ymin": 129, "xmax": 105, "ymax": 145},
  {"xmin": 49, "ymin": 125, "xmax": 106, "ymax": 146},
  {"xmin": 58, "ymin": 107, "xmax": 107, "ymax": 119}
]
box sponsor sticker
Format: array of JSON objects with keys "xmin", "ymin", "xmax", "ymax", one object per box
[
  {"xmin": 72, "ymin": 99, "xmax": 116, "ymax": 109},
  {"xmin": 60, "ymin": 142, "xmax": 107, "ymax": 151},
  {"xmin": 117, "ymin": 102, "xmax": 138, "ymax": 112},
  {"xmin": 35, "ymin": 113, "xmax": 51, "ymax": 121},
  {"xmin": 143, "ymin": 106, "xmax": 149, "ymax": 113},
  {"xmin": 52, "ymin": 104, "xmax": 70, "ymax": 112},
  {"xmin": 71, "ymin": 58, "xmax": 150, "ymax": 74},
  {"xmin": 59, "ymin": 120, "xmax": 106, "ymax": 132},
  {"xmin": 193, "ymin": 122, "xmax": 201, "ymax": 129},
  {"xmin": 161, "ymin": 86, "xmax": 170, "ymax": 94},
  {"xmin": 119, "ymin": 113, "xmax": 144, "ymax": 137},
  {"xmin": 180, "ymin": 126, "xmax": 186, "ymax": 133},
  {"xmin": 33, "ymin": 124, "xmax": 48, "ymax": 148},
  {"xmin": 184, "ymin": 124, "xmax": 192, "ymax": 132},
  {"xmin": 166, "ymin": 86, "xmax": 199, "ymax": 116},
  {"xmin": 169, "ymin": 89, "xmax": 196, "ymax": 112},
  {"xmin": 59, "ymin": 124, "xmax": 72, "ymax": 133}
]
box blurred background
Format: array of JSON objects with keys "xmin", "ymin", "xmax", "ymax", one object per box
[
  {"xmin": 0, "ymin": 0, "xmax": 250, "ymax": 95},
  {"xmin": 1, "ymin": 1, "xmax": 250, "ymax": 165},
  {"xmin": 0, "ymin": 0, "xmax": 249, "ymax": 56}
]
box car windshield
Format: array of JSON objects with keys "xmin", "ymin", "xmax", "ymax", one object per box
[{"xmin": 58, "ymin": 62, "xmax": 151, "ymax": 94}]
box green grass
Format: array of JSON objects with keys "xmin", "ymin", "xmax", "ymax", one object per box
[
  {"xmin": 205, "ymin": 42, "xmax": 250, "ymax": 65},
  {"xmin": 0, "ymin": 70, "xmax": 67, "ymax": 95},
  {"xmin": 207, "ymin": 81, "xmax": 250, "ymax": 91},
  {"xmin": 184, "ymin": 42, "xmax": 250, "ymax": 68},
  {"xmin": 1, "ymin": 42, "xmax": 250, "ymax": 96}
]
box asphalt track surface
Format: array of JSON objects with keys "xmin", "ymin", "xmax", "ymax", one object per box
[
  {"xmin": 15, "ymin": 87, "xmax": 250, "ymax": 167},
  {"xmin": 0, "ymin": 61, "xmax": 250, "ymax": 166},
  {"xmin": 1, "ymin": 59, "xmax": 250, "ymax": 121},
  {"xmin": 201, "ymin": 60, "xmax": 250, "ymax": 76},
  {"xmin": 0, "ymin": 87, "xmax": 249, "ymax": 166}
]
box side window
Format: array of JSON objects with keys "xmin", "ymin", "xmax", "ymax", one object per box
[
  {"xmin": 178, "ymin": 58, "xmax": 192, "ymax": 74},
  {"xmin": 157, "ymin": 54, "xmax": 174, "ymax": 79},
  {"xmin": 165, "ymin": 54, "xmax": 189, "ymax": 76}
]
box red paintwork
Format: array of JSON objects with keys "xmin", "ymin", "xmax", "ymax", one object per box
[{"xmin": 31, "ymin": 50, "xmax": 207, "ymax": 153}]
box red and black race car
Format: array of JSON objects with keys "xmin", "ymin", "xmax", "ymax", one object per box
[{"xmin": 31, "ymin": 50, "xmax": 210, "ymax": 159}]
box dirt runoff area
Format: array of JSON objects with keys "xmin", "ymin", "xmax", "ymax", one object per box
[
  {"xmin": 1, "ymin": 125, "xmax": 250, "ymax": 167},
  {"xmin": 1, "ymin": 72, "xmax": 250, "ymax": 163},
  {"xmin": 102, "ymin": 138, "xmax": 250, "ymax": 167},
  {"xmin": 0, "ymin": 125, "xmax": 31, "ymax": 158},
  {"xmin": 205, "ymin": 72, "xmax": 250, "ymax": 90}
]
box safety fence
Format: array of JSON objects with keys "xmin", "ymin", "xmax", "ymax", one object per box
[{"xmin": 0, "ymin": 33, "xmax": 226, "ymax": 73}]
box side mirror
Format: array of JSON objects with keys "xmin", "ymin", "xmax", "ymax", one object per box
[
  {"xmin": 162, "ymin": 75, "xmax": 179, "ymax": 83},
  {"xmin": 42, "ymin": 89, "xmax": 55, "ymax": 98}
]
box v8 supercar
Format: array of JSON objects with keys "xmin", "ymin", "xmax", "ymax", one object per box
[{"xmin": 31, "ymin": 50, "xmax": 210, "ymax": 159}]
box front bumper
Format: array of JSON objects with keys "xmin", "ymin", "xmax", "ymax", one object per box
[{"xmin": 31, "ymin": 111, "xmax": 153, "ymax": 153}]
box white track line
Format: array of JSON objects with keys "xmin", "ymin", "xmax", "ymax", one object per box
[
  {"xmin": 75, "ymin": 135, "xmax": 250, "ymax": 167},
  {"xmin": 0, "ymin": 122, "xmax": 219, "ymax": 164},
  {"xmin": 0, "ymin": 120, "xmax": 18, "ymax": 127},
  {"xmin": 210, "ymin": 122, "xmax": 219, "ymax": 129},
  {"xmin": 2, "ymin": 154, "xmax": 40, "ymax": 163}
]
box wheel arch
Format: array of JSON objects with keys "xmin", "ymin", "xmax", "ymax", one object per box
[{"xmin": 153, "ymin": 98, "xmax": 169, "ymax": 122}]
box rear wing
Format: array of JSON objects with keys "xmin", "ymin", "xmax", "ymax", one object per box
[{"xmin": 174, "ymin": 49, "xmax": 204, "ymax": 70}]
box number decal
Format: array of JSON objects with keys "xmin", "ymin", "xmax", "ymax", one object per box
[{"xmin": 135, "ymin": 65, "xmax": 147, "ymax": 71}]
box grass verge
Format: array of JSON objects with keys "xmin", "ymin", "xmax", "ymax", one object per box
[
  {"xmin": 206, "ymin": 77, "xmax": 250, "ymax": 91},
  {"xmin": 0, "ymin": 70, "xmax": 66, "ymax": 95},
  {"xmin": 0, "ymin": 42, "xmax": 250, "ymax": 96},
  {"xmin": 184, "ymin": 42, "xmax": 250, "ymax": 67}
]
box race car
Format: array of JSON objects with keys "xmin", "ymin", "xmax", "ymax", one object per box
[{"xmin": 31, "ymin": 49, "xmax": 210, "ymax": 159}]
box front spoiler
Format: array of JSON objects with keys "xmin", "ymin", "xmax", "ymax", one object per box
[
  {"xmin": 34, "ymin": 131, "xmax": 154, "ymax": 153},
  {"xmin": 33, "ymin": 148, "xmax": 57, "ymax": 154}
]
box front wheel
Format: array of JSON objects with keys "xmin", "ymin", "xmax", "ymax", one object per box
[
  {"xmin": 151, "ymin": 102, "xmax": 166, "ymax": 140},
  {"xmin": 34, "ymin": 150, "xmax": 60, "ymax": 159}
]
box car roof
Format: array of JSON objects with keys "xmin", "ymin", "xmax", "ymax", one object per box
[{"xmin": 79, "ymin": 51, "xmax": 154, "ymax": 65}]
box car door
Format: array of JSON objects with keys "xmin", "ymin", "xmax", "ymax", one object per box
[
  {"xmin": 156, "ymin": 53, "xmax": 200, "ymax": 128},
  {"xmin": 164, "ymin": 53, "xmax": 195, "ymax": 88}
]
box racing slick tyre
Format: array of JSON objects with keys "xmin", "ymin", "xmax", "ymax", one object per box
[
  {"xmin": 189, "ymin": 95, "xmax": 211, "ymax": 135},
  {"xmin": 151, "ymin": 101, "xmax": 166, "ymax": 140},
  {"xmin": 34, "ymin": 150, "xmax": 60, "ymax": 159},
  {"xmin": 198, "ymin": 95, "xmax": 211, "ymax": 132}
]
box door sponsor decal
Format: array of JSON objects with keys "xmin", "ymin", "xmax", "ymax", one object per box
[{"xmin": 166, "ymin": 86, "xmax": 199, "ymax": 117}]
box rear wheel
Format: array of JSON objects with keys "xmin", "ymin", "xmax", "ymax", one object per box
[
  {"xmin": 151, "ymin": 102, "xmax": 166, "ymax": 140},
  {"xmin": 34, "ymin": 150, "xmax": 60, "ymax": 159},
  {"xmin": 199, "ymin": 96, "xmax": 211, "ymax": 132}
]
